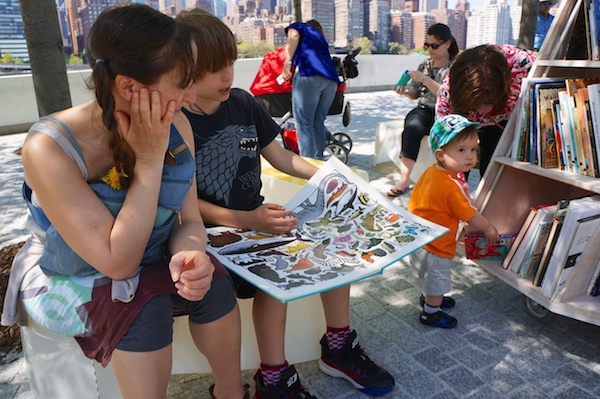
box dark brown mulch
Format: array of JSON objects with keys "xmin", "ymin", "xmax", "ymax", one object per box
[{"xmin": 0, "ymin": 242, "xmax": 24, "ymax": 361}]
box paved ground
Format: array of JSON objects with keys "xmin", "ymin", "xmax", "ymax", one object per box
[{"xmin": 1, "ymin": 91, "xmax": 600, "ymax": 399}]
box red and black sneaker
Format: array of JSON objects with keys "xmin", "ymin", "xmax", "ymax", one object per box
[
  {"xmin": 319, "ymin": 330, "xmax": 394, "ymax": 396},
  {"xmin": 254, "ymin": 364, "xmax": 318, "ymax": 399}
]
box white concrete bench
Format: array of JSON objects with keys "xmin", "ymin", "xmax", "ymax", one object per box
[
  {"xmin": 373, "ymin": 119, "xmax": 436, "ymax": 184},
  {"xmin": 20, "ymin": 157, "xmax": 368, "ymax": 399}
]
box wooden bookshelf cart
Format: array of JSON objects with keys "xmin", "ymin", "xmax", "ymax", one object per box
[{"xmin": 463, "ymin": 0, "xmax": 600, "ymax": 326}]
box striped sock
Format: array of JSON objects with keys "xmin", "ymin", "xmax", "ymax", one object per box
[
  {"xmin": 326, "ymin": 326, "xmax": 351, "ymax": 350},
  {"xmin": 260, "ymin": 361, "xmax": 288, "ymax": 386}
]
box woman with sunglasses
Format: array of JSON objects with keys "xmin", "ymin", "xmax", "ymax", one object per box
[
  {"xmin": 436, "ymin": 44, "xmax": 536, "ymax": 179},
  {"xmin": 388, "ymin": 23, "xmax": 458, "ymax": 197}
]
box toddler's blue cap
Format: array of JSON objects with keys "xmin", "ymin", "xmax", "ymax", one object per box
[{"xmin": 429, "ymin": 114, "xmax": 481, "ymax": 152}]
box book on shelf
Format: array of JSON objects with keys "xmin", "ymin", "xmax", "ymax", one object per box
[
  {"xmin": 513, "ymin": 77, "xmax": 600, "ymax": 175},
  {"xmin": 586, "ymin": 257, "xmax": 600, "ymax": 296},
  {"xmin": 464, "ymin": 234, "xmax": 515, "ymax": 261},
  {"xmin": 540, "ymin": 195, "xmax": 600, "ymax": 298},
  {"xmin": 205, "ymin": 157, "xmax": 448, "ymax": 303},
  {"xmin": 588, "ymin": 84, "xmax": 600, "ymax": 170},
  {"xmin": 566, "ymin": 0, "xmax": 592, "ymax": 59},
  {"xmin": 537, "ymin": 83, "xmax": 567, "ymax": 168},
  {"xmin": 502, "ymin": 202, "xmax": 554, "ymax": 270},
  {"xmin": 533, "ymin": 200, "xmax": 570, "ymax": 286},
  {"xmin": 593, "ymin": 0, "xmax": 600, "ymax": 60},
  {"xmin": 506, "ymin": 204, "xmax": 557, "ymax": 275},
  {"xmin": 551, "ymin": 213, "xmax": 600, "ymax": 300},
  {"xmin": 551, "ymin": 98, "xmax": 567, "ymax": 170}
]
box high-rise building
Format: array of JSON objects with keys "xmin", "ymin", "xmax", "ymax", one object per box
[
  {"xmin": 391, "ymin": 9, "xmax": 414, "ymax": 48},
  {"xmin": 466, "ymin": 0, "xmax": 511, "ymax": 48},
  {"xmin": 412, "ymin": 12, "xmax": 436, "ymax": 49},
  {"xmin": 159, "ymin": 0, "xmax": 187, "ymax": 16},
  {"xmin": 509, "ymin": 2, "xmax": 522, "ymax": 46},
  {"xmin": 56, "ymin": 0, "xmax": 73, "ymax": 54},
  {"xmin": 65, "ymin": 0, "xmax": 123, "ymax": 55},
  {"xmin": 0, "ymin": 0, "xmax": 28, "ymax": 62},
  {"xmin": 431, "ymin": 0, "xmax": 468, "ymax": 50},
  {"xmin": 334, "ymin": 0, "xmax": 363, "ymax": 48},
  {"xmin": 367, "ymin": 0, "xmax": 391, "ymax": 51},
  {"xmin": 303, "ymin": 0, "xmax": 335, "ymax": 45},
  {"xmin": 188, "ymin": 0, "xmax": 215, "ymax": 13},
  {"xmin": 419, "ymin": 0, "xmax": 438, "ymax": 13}
]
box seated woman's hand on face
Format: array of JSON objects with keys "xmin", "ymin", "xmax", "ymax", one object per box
[
  {"xmin": 250, "ymin": 203, "xmax": 298, "ymax": 235},
  {"xmin": 115, "ymin": 88, "xmax": 176, "ymax": 165},
  {"xmin": 169, "ymin": 250, "xmax": 215, "ymax": 301}
]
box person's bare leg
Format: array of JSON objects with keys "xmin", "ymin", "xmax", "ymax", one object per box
[
  {"xmin": 191, "ymin": 305, "xmax": 246, "ymax": 399},
  {"xmin": 112, "ymin": 346, "xmax": 172, "ymax": 399},
  {"xmin": 320, "ymin": 285, "xmax": 350, "ymax": 328},
  {"xmin": 253, "ymin": 290, "xmax": 287, "ymax": 365},
  {"xmin": 393, "ymin": 157, "xmax": 416, "ymax": 193},
  {"xmin": 424, "ymin": 294, "xmax": 442, "ymax": 308}
]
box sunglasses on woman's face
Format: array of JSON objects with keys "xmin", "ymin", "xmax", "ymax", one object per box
[
  {"xmin": 540, "ymin": 1, "xmax": 553, "ymax": 5},
  {"xmin": 424, "ymin": 41, "xmax": 445, "ymax": 50}
]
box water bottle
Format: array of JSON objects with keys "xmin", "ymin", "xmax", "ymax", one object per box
[{"xmin": 395, "ymin": 70, "xmax": 411, "ymax": 87}]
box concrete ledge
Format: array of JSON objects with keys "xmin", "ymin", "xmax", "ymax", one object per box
[{"xmin": 373, "ymin": 119, "xmax": 436, "ymax": 183}]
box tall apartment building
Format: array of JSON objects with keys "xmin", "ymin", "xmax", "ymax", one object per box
[
  {"xmin": 65, "ymin": 0, "xmax": 125, "ymax": 55},
  {"xmin": 367, "ymin": 0, "xmax": 391, "ymax": 51},
  {"xmin": 390, "ymin": 9, "xmax": 414, "ymax": 48},
  {"xmin": 412, "ymin": 12, "xmax": 436, "ymax": 49},
  {"xmin": 159, "ymin": 0, "xmax": 186, "ymax": 16},
  {"xmin": 334, "ymin": 0, "xmax": 363, "ymax": 48},
  {"xmin": 0, "ymin": 0, "xmax": 28, "ymax": 62},
  {"xmin": 419, "ymin": 0, "xmax": 438, "ymax": 13},
  {"xmin": 303, "ymin": 0, "xmax": 335, "ymax": 45},
  {"xmin": 466, "ymin": 0, "xmax": 511, "ymax": 48},
  {"xmin": 431, "ymin": 0, "xmax": 468, "ymax": 50},
  {"xmin": 509, "ymin": 1, "xmax": 522, "ymax": 46}
]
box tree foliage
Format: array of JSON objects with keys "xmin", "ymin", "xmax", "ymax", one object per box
[
  {"xmin": 237, "ymin": 40, "xmax": 276, "ymax": 58},
  {"xmin": 388, "ymin": 42, "xmax": 409, "ymax": 55},
  {"xmin": 1, "ymin": 52, "xmax": 16, "ymax": 63},
  {"xmin": 67, "ymin": 53, "xmax": 83, "ymax": 65},
  {"xmin": 352, "ymin": 37, "xmax": 374, "ymax": 54}
]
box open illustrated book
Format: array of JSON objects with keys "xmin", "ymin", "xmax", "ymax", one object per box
[{"xmin": 206, "ymin": 157, "xmax": 449, "ymax": 302}]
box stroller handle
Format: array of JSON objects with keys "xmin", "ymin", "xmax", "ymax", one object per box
[{"xmin": 346, "ymin": 47, "xmax": 361, "ymax": 61}]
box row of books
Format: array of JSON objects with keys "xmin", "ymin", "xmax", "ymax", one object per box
[
  {"xmin": 565, "ymin": 0, "xmax": 600, "ymax": 60},
  {"xmin": 502, "ymin": 196, "xmax": 600, "ymax": 300},
  {"xmin": 511, "ymin": 78, "xmax": 600, "ymax": 176}
]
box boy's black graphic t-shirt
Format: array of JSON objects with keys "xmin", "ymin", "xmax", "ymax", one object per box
[{"xmin": 183, "ymin": 88, "xmax": 280, "ymax": 212}]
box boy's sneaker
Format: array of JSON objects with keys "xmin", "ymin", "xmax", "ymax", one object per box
[
  {"xmin": 419, "ymin": 294, "xmax": 456, "ymax": 309},
  {"xmin": 319, "ymin": 330, "xmax": 394, "ymax": 396},
  {"xmin": 419, "ymin": 310, "xmax": 457, "ymax": 329},
  {"xmin": 254, "ymin": 364, "xmax": 318, "ymax": 399}
]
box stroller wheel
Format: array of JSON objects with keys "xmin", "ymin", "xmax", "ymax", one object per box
[
  {"xmin": 331, "ymin": 132, "xmax": 353, "ymax": 153},
  {"xmin": 323, "ymin": 143, "xmax": 349, "ymax": 164}
]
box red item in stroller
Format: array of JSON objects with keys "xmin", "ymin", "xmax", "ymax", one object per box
[{"xmin": 250, "ymin": 47, "xmax": 360, "ymax": 163}]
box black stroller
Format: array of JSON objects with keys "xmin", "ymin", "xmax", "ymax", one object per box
[{"xmin": 250, "ymin": 47, "xmax": 361, "ymax": 163}]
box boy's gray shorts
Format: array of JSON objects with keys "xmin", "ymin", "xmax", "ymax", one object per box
[{"xmin": 409, "ymin": 248, "xmax": 452, "ymax": 296}]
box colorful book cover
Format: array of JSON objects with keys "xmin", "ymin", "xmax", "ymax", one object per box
[
  {"xmin": 206, "ymin": 157, "xmax": 448, "ymax": 303},
  {"xmin": 536, "ymin": 83, "xmax": 565, "ymax": 169},
  {"xmin": 464, "ymin": 234, "xmax": 515, "ymax": 261}
]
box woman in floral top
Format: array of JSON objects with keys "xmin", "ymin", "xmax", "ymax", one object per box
[
  {"xmin": 436, "ymin": 44, "xmax": 536, "ymax": 177},
  {"xmin": 388, "ymin": 23, "xmax": 458, "ymax": 197}
]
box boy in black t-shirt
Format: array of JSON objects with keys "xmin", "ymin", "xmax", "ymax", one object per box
[{"xmin": 177, "ymin": 8, "xmax": 395, "ymax": 399}]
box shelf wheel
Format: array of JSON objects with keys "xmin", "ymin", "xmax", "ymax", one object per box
[{"xmin": 523, "ymin": 295, "xmax": 555, "ymax": 323}]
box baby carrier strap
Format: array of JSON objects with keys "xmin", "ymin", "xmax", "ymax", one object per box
[{"xmin": 23, "ymin": 116, "xmax": 89, "ymax": 231}]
